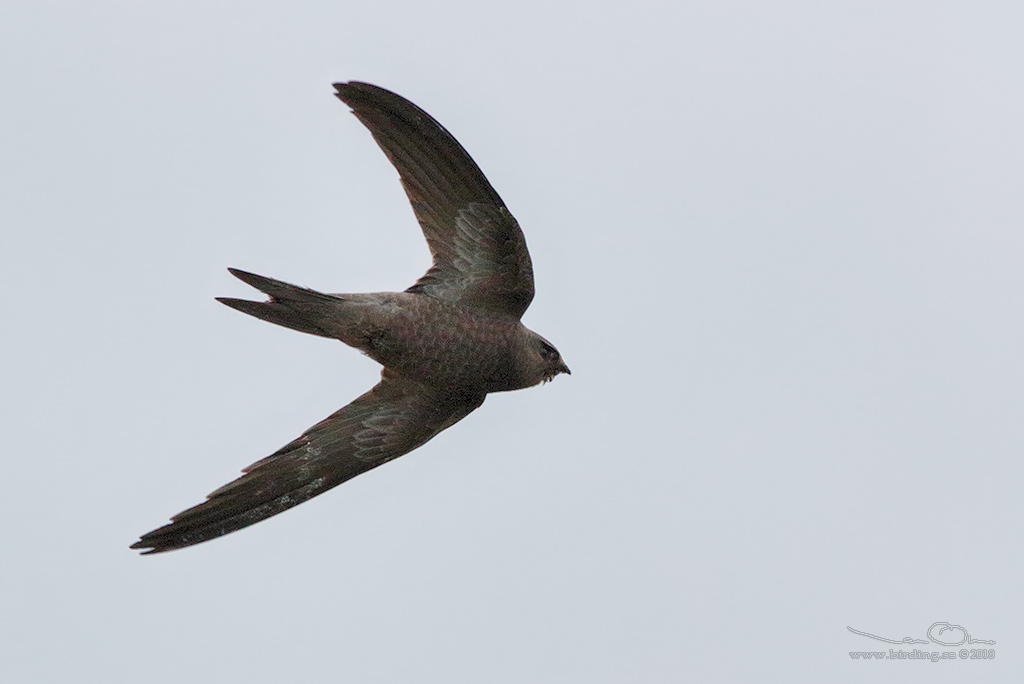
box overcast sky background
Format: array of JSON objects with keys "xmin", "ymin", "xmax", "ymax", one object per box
[{"xmin": 3, "ymin": 2, "xmax": 1023, "ymax": 682}]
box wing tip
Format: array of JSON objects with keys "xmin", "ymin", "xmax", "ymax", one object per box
[
  {"xmin": 129, "ymin": 536, "xmax": 171, "ymax": 555},
  {"xmin": 332, "ymin": 81, "xmax": 373, "ymax": 106},
  {"xmin": 331, "ymin": 82, "xmax": 419, "ymax": 122},
  {"xmin": 129, "ymin": 525, "xmax": 215, "ymax": 555},
  {"xmin": 332, "ymin": 80, "xmax": 377, "ymax": 97}
]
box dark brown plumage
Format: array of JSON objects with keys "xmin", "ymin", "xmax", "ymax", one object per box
[{"xmin": 131, "ymin": 82, "xmax": 569, "ymax": 554}]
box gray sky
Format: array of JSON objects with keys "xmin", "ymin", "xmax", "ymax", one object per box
[{"xmin": 3, "ymin": 2, "xmax": 1023, "ymax": 682}]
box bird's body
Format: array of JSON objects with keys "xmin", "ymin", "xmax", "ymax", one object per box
[
  {"xmin": 222, "ymin": 274, "xmax": 554, "ymax": 393},
  {"xmin": 131, "ymin": 82, "xmax": 568, "ymax": 554},
  {"xmin": 333, "ymin": 291, "xmax": 532, "ymax": 391},
  {"xmin": 353, "ymin": 296, "xmax": 542, "ymax": 392}
]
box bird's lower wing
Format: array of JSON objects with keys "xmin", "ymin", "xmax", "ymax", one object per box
[{"xmin": 131, "ymin": 373, "xmax": 485, "ymax": 553}]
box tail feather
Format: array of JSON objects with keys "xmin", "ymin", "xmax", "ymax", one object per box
[
  {"xmin": 218, "ymin": 268, "xmax": 344, "ymax": 338},
  {"xmin": 226, "ymin": 268, "xmax": 325, "ymax": 301}
]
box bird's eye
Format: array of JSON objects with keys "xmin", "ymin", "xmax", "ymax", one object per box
[{"xmin": 539, "ymin": 341, "xmax": 558, "ymax": 359}]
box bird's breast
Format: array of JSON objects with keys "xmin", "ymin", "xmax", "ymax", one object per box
[{"xmin": 359, "ymin": 294, "xmax": 527, "ymax": 393}]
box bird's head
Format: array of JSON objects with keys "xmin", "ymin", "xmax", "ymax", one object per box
[{"xmin": 525, "ymin": 332, "xmax": 570, "ymax": 386}]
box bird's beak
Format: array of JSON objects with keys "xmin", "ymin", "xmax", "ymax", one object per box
[{"xmin": 558, "ymin": 361, "xmax": 571, "ymax": 376}]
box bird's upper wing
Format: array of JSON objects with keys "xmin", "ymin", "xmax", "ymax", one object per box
[
  {"xmin": 131, "ymin": 373, "xmax": 485, "ymax": 553},
  {"xmin": 333, "ymin": 81, "xmax": 535, "ymax": 319}
]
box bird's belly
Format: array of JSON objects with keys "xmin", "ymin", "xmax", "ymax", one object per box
[{"xmin": 359, "ymin": 298, "xmax": 523, "ymax": 392}]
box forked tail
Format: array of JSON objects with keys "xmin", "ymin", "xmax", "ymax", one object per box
[{"xmin": 217, "ymin": 268, "xmax": 345, "ymax": 338}]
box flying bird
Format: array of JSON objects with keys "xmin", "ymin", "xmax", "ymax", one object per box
[{"xmin": 131, "ymin": 82, "xmax": 569, "ymax": 554}]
